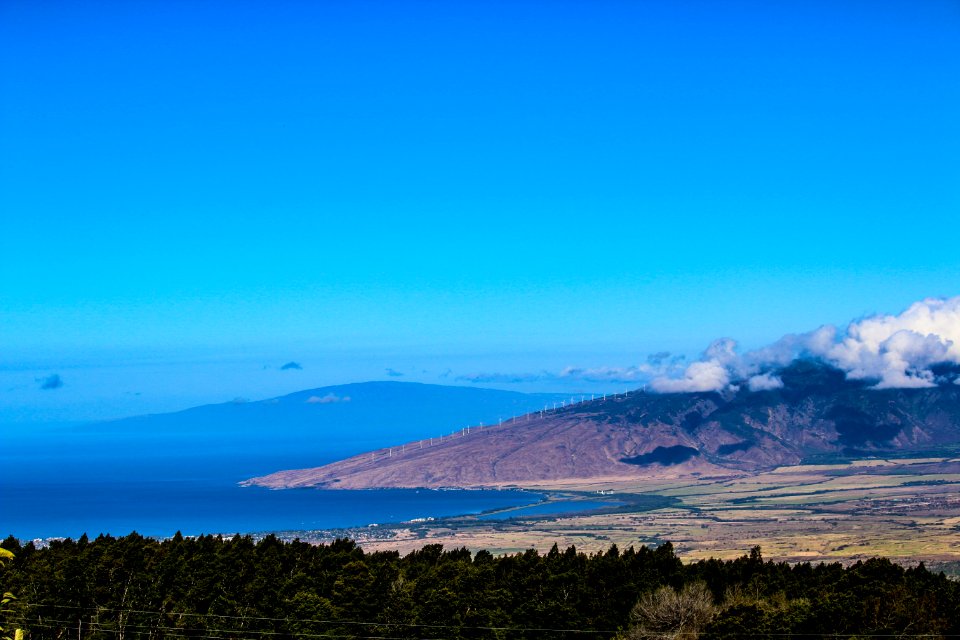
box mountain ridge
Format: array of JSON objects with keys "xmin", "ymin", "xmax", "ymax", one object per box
[
  {"xmin": 244, "ymin": 361, "xmax": 960, "ymax": 490},
  {"xmin": 77, "ymin": 380, "xmax": 569, "ymax": 441},
  {"xmin": 22, "ymin": 381, "xmax": 572, "ymax": 481}
]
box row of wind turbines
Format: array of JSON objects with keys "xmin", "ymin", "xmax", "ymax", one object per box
[{"xmin": 366, "ymin": 387, "xmax": 644, "ymax": 464}]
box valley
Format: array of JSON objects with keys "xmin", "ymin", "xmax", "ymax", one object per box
[{"xmin": 274, "ymin": 455, "xmax": 960, "ymax": 572}]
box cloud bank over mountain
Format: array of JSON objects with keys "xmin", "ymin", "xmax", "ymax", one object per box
[{"xmin": 651, "ymin": 296, "xmax": 960, "ymax": 392}]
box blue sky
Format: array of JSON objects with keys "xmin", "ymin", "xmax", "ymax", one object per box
[{"xmin": 2, "ymin": 0, "xmax": 959, "ymax": 424}]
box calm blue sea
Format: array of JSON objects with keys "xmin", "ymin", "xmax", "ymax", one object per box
[
  {"xmin": 1, "ymin": 479, "xmax": 543, "ymax": 540},
  {"xmin": 0, "ymin": 425, "xmax": 552, "ymax": 541}
]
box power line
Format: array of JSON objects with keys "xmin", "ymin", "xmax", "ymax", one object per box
[
  {"xmin": 5, "ymin": 616, "xmax": 449, "ymax": 640},
  {"xmin": 9, "ymin": 607, "xmax": 956, "ymax": 638},
  {"xmin": 7, "ymin": 616, "xmax": 956, "ymax": 639},
  {"xmin": 11, "ymin": 604, "xmax": 614, "ymax": 634}
]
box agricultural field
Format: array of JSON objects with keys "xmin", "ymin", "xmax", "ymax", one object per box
[{"xmin": 302, "ymin": 457, "xmax": 960, "ymax": 570}]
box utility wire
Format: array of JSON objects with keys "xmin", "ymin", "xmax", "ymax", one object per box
[
  {"xmin": 9, "ymin": 604, "xmax": 613, "ymax": 634},
  {"xmin": 7, "ymin": 608, "xmax": 956, "ymax": 638},
  {"xmin": 6, "ymin": 616, "xmax": 446, "ymax": 640},
  {"xmin": 7, "ymin": 617, "xmax": 957, "ymax": 639}
]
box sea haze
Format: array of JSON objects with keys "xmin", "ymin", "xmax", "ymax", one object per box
[{"xmin": 1, "ymin": 382, "xmax": 567, "ymax": 540}]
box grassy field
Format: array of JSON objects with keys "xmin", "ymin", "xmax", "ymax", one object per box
[{"xmin": 329, "ymin": 457, "xmax": 960, "ymax": 567}]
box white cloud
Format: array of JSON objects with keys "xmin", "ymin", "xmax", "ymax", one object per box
[
  {"xmin": 559, "ymin": 365, "xmax": 656, "ymax": 382},
  {"xmin": 306, "ymin": 393, "xmax": 350, "ymax": 404},
  {"xmin": 824, "ymin": 298, "xmax": 959, "ymax": 388},
  {"xmin": 747, "ymin": 373, "xmax": 784, "ymax": 391},
  {"xmin": 745, "ymin": 325, "xmax": 837, "ymax": 370},
  {"xmin": 704, "ymin": 338, "xmax": 739, "ymax": 367},
  {"xmin": 651, "ymin": 296, "xmax": 960, "ymax": 393},
  {"xmin": 650, "ymin": 358, "xmax": 731, "ymax": 393}
]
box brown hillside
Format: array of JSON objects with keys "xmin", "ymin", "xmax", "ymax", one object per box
[{"xmin": 244, "ymin": 361, "xmax": 960, "ymax": 490}]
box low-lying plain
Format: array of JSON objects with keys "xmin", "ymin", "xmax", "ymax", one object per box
[{"xmin": 289, "ymin": 456, "xmax": 960, "ymax": 571}]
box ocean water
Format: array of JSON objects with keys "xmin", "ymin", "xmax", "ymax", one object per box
[
  {"xmin": 0, "ymin": 401, "xmax": 624, "ymax": 540},
  {"xmin": 0, "ymin": 425, "xmax": 550, "ymax": 541},
  {"xmin": 1, "ymin": 479, "xmax": 543, "ymax": 540}
]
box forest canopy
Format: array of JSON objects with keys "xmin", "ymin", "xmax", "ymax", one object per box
[{"xmin": 1, "ymin": 534, "xmax": 958, "ymax": 639}]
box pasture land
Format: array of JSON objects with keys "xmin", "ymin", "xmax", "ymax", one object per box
[{"xmin": 332, "ymin": 457, "xmax": 960, "ymax": 568}]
